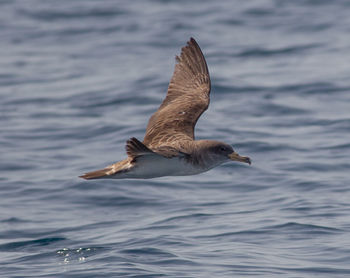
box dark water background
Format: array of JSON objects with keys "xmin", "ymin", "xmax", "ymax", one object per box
[{"xmin": 1, "ymin": 0, "xmax": 350, "ymax": 277}]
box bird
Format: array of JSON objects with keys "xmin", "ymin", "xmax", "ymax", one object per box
[{"xmin": 79, "ymin": 38, "xmax": 251, "ymax": 180}]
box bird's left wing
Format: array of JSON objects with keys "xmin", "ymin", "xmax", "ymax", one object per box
[{"xmin": 143, "ymin": 38, "xmax": 211, "ymax": 148}]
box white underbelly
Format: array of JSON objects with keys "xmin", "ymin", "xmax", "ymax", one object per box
[{"xmin": 124, "ymin": 156, "xmax": 205, "ymax": 179}]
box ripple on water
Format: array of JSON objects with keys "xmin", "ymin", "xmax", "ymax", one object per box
[{"xmin": 1, "ymin": 0, "xmax": 350, "ymax": 277}]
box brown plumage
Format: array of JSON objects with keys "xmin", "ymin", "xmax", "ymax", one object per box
[
  {"xmin": 79, "ymin": 38, "xmax": 250, "ymax": 180},
  {"xmin": 143, "ymin": 38, "xmax": 211, "ymax": 148}
]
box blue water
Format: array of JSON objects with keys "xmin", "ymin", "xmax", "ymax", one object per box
[{"xmin": 1, "ymin": 0, "xmax": 350, "ymax": 277}]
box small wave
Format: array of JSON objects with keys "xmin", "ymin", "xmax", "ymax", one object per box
[
  {"xmin": 236, "ymin": 44, "xmax": 320, "ymax": 58},
  {"xmin": 153, "ymin": 213, "xmax": 213, "ymax": 225},
  {"xmin": 0, "ymin": 237, "xmax": 66, "ymax": 252},
  {"xmin": 197, "ymin": 221, "xmax": 341, "ymax": 241},
  {"xmin": 19, "ymin": 7, "xmax": 126, "ymax": 21},
  {"xmin": 268, "ymin": 222, "xmax": 342, "ymax": 234},
  {"xmin": 121, "ymin": 247, "xmax": 176, "ymax": 257},
  {"xmin": 275, "ymin": 82, "xmax": 350, "ymax": 95},
  {"xmin": 83, "ymin": 195, "xmax": 164, "ymax": 208},
  {"xmin": 0, "ymin": 217, "xmax": 28, "ymax": 223}
]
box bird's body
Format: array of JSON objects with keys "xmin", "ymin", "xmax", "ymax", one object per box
[
  {"xmin": 80, "ymin": 38, "xmax": 251, "ymax": 180},
  {"xmin": 98, "ymin": 155, "xmax": 202, "ymax": 180}
]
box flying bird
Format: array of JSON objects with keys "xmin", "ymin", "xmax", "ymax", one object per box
[{"xmin": 80, "ymin": 38, "xmax": 251, "ymax": 180}]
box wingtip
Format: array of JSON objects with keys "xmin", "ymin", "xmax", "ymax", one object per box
[{"xmin": 189, "ymin": 37, "xmax": 199, "ymax": 47}]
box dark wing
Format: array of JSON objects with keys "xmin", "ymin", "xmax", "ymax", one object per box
[
  {"xmin": 126, "ymin": 137, "xmax": 188, "ymax": 159},
  {"xmin": 143, "ymin": 38, "xmax": 211, "ymax": 148}
]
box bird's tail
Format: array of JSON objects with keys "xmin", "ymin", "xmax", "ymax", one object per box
[
  {"xmin": 79, "ymin": 159, "xmax": 131, "ymax": 180},
  {"xmin": 79, "ymin": 167, "xmax": 113, "ymax": 180}
]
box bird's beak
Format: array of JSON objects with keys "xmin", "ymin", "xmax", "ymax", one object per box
[{"xmin": 228, "ymin": 151, "xmax": 251, "ymax": 165}]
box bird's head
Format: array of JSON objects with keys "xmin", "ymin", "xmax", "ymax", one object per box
[{"xmin": 197, "ymin": 140, "xmax": 251, "ymax": 167}]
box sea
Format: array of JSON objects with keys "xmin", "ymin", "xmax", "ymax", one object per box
[{"xmin": 1, "ymin": 0, "xmax": 350, "ymax": 277}]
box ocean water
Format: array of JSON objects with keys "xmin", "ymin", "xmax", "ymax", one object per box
[{"xmin": 1, "ymin": 0, "xmax": 350, "ymax": 277}]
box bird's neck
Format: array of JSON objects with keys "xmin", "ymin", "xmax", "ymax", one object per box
[{"xmin": 189, "ymin": 140, "xmax": 217, "ymax": 169}]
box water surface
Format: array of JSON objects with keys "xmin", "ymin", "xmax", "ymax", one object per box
[{"xmin": 1, "ymin": 0, "xmax": 350, "ymax": 277}]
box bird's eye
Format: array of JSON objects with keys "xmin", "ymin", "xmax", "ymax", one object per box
[{"xmin": 220, "ymin": 147, "xmax": 226, "ymax": 151}]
